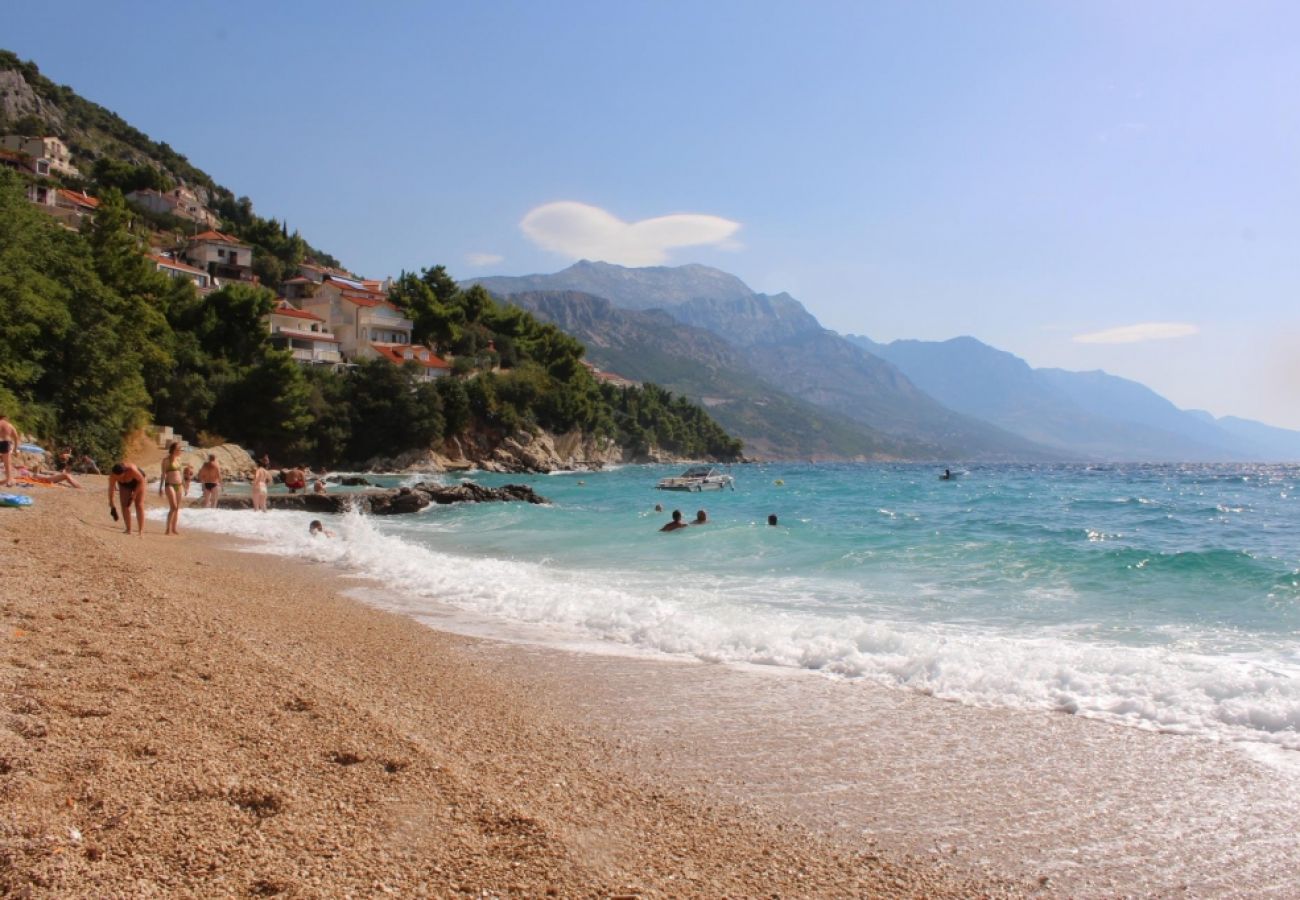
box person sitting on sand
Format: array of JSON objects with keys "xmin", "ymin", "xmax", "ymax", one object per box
[
  {"xmin": 0, "ymin": 412, "xmax": 17, "ymax": 487},
  {"xmin": 109, "ymin": 462, "xmax": 148, "ymax": 536},
  {"xmin": 309, "ymin": 520, "xmax": 335, "ymax": 538},
  {"xmin": 197, "ymin": 454, "xmax": 222, "ymax": 508},
  {"xmin": 692, "ymin": 509, "xmax": 708, "ymax": 525},
  {"xmin": 660, "ymin": 509, "xmax": 688, "ymax": 532},
  {"xmin": 159, "ymin": 442, "xmax": 184, "ymax": 535}
]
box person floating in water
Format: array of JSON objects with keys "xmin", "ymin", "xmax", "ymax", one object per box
[
  {"xmin": 692, "ymin": 509, "xmax": 708, "ymax": 525},
  {"xmin": 660, "ymin": 509, "xmax": 688, "ymax": 532}
]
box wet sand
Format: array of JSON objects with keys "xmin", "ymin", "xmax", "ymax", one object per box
[{"xmin": 1, "ymin": 482, "xmax": 1008, "ymax": 897}]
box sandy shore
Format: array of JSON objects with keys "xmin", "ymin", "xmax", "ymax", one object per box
[{"xmin": 0, "ymin": 481, "xmax": 1012, "ymax": 898}]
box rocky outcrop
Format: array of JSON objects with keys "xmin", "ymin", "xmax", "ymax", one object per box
[
  {"xmin": 216, "ymin": 481, "xmax": 548, "ymax": 515},
  {"xmin": 180, "ymin": 444, "xmax": 256, "ymax": 482},
  {"xmin": 432, "ymin": 430, "xmax": 626, "ymax": 474},
  {"xmin": 364, "ymin": 428, "xmax": 630, "ymax": 475}
]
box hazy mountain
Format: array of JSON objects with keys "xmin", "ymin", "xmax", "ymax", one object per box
[
  {"xmin": 473, "ymin": 265, "xmax": 1063, "ymax": 460},
  {"xmin": 472, "ymin": 260, "xmax": 754, "ymax": 310},
  {"xmin": 852, "ymin": 333, "xmax": 1299, "ymax": 461},
  {"xmin": 507, "ymin": 291, "xmax": 929, "ymax": 460},
  {"xmin": 1212, "ymin": 417, "xmax": 1300, "ymax": 461}
]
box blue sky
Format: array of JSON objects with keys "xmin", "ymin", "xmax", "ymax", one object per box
[{"xmin": 7, "ymin": 1, "xmax": 1299, "ymax": 426}]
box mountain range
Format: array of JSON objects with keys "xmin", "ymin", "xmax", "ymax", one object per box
[{"xmin": 472, "ymin": 261, "xmax": 1300, "ymax": 462}]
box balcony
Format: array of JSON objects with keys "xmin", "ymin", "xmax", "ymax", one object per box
[{"xmin": 357, "ymin": 308, "xmax": 414, "ymax": 332}]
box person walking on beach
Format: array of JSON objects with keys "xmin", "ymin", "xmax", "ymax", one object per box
[
  {"xmin": 109, "ymin": 462, "xmax": 148, "ymax": 536},
  {"xmin": 159, "ymin": 442, "xmax": 184, "ymax": 535},
  {"xmin": 0, "ymin": 412, "xmax": 18, "ymax": 487},
  {"xmin": 660, "ymin": 509, "xmax": 688, "ymax": 532},
  {"xmin": 197, "ymin": 454, "xmax": 222, "ymax": 508},
  {"xmin": 251, "ymin": 460, "xmax": 271, "ymax": 512}
]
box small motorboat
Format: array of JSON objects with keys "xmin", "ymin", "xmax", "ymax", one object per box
[{"xmin": 656, "ymin": 465, "xmax": 735, "ymax": 492}]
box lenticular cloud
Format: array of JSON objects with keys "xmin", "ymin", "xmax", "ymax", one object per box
[
  {"xmin": 1072, "ymin": 322, "xmax": 1199, "ymax": 344},
  {"xmin": 520, "ymin": 201, "xmax": 741, "ymax": 266}
]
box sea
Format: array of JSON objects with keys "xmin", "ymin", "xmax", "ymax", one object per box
[{"xmin": 175, "ymin": 462, "xmax": 1300, "ymax": 754}]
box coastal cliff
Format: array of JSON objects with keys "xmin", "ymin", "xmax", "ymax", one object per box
[{"xmin": 367, "ymin": 428, "xmax": 690, "ymax": 474}]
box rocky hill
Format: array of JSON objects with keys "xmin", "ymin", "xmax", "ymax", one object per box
[
  {"xmin": 472, "ymin": 265, "xmax": 1062, "ymax": 461},
  {"xmin": 508, "ymin": 291, "xmax": 924, "ymax": 460}
]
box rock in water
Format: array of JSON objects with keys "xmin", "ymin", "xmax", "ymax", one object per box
[{"xmin": 216, "ymin": 481, "xmax": 547, "ymax": 515}]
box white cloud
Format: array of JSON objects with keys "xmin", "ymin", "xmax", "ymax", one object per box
[
  {"xmin": 519, "ymin": 201, "xmax": 741, "ymax": 266},
  {"xmin": 1072, "ymin": 322, "xmax": 1200, "ymax": 344},
  {"xmin": 466, "ymin": 252, "xmax": 504, "ymax": 267}
]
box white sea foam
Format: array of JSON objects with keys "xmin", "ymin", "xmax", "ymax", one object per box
[{"xmin": 171, "ymin": 507, "xmax": 1300, "ymax": 751}]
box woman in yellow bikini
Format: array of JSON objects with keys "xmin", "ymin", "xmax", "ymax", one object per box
[{"xmin": 159, "ymin": 441, "xmax": 184, "ymax": 535}]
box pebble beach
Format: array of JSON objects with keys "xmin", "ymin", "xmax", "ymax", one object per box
[{"xmin": 0, "ymin": 482, "xmax": 1009, "ymax": 898}]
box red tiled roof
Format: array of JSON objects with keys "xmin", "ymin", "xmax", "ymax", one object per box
[
  {"xmin": 58, "ymin": 189, "xmax": 100, "ymax": 209},
  {"xmin": 370, "ymin": 343, "xmax": 450, "ymax": 369},
  {"xmin": 189, "ymin": 229, "xmax": 249, "ymax": 247},
  {"xmin": 148, "ymin": 253, "xmax": 207, "ymax": 276},
  {"xmin": 271, "ymin": 302, "xmax": 325, "ymax": 322}
]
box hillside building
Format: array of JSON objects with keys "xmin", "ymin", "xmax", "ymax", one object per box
[
  {"xmin": 182, "ymin": 230, "xmax": 255, "ymax": 286},
  {"xmin": 0, "ymin": 135, "xmax": 79, "ymax": 177},
  {"xmin": 300, "ymin": 276, "xmax": 415, "ymax": 360},
  {"xmin": 148, "ymin": 253, "xmax": 212, "ymax": 292},
  {"xmin": 127, "ymin": 186, "xmax": 220, "ymax": 228},
  {"xmin": 266, "ymin": 300, "xmax": 342, "ymax": 365}
]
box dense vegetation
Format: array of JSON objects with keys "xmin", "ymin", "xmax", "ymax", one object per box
[{"xmin": 0, "ymin": 170, "xmax": 741, "ymax": 466}]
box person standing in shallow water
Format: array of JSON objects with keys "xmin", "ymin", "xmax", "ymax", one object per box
[
  {"xmin": 197, "ymin": 454, "xmax": 222, "ymax": 508},
  {"xmin": 251, "ymin": 461, "xmax": 271, "ymax": 512},
  {"xmin": 159, "ymin": 442, "xmax": 184, "ymax": 535},
  {"xmin": 660, "ymin": 509, "xmax": 688, "ymax": 532},
  {"xmin": 693, "ymin": 510, "xmax": 708, "ymax": 525}
]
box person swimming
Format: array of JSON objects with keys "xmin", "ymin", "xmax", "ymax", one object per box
[
  {"xmin": 768, "ymin": 514, "xmax": 778, "ymax": 526},
  {"xmin": 659, "ymin": 510, "xmax": 688, "ymax": 532},
  {"xmin": 309, "ymin": 519, "xmax": 335, "ymax": 538},
  {"xmin": 692, "ymin": 509, "xmax": 708, "ymax": 525}
]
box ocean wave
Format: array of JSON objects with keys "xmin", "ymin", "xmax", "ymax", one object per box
[{"xmin": 175, "ymin": 506, "xmax": 1300, "ymax": 750}]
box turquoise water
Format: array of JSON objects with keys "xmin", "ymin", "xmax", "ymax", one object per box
[{"xmin": 184, "ymin": 463, "xmax": 1300, "ymax": 748}]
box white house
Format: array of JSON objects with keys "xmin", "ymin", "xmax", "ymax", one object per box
[
  {"xmin": 182, "ymin": 230, "xmax": 255, "ymax": 285},
  {"xmin": 266, "ymin": 300, "xmax": 342, "ymax": 365}
]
